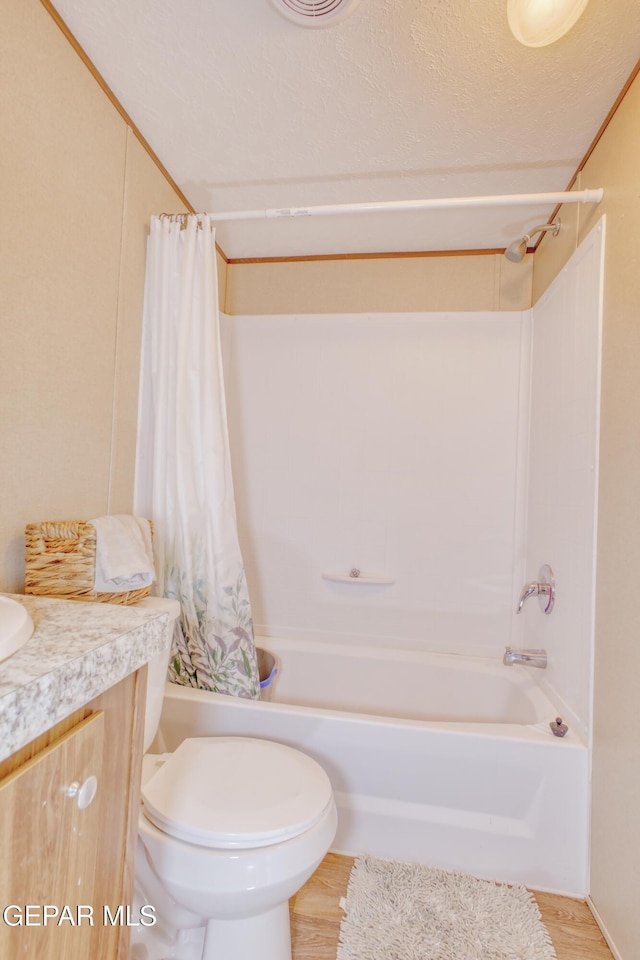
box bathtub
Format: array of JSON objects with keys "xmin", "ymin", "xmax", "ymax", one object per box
[{"xmin": 155, "ymin": 637, "xmax": 590, "ymax": 897}]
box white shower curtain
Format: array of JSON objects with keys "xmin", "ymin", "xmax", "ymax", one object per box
[{"xmin": 135, "ymin": 214, "xmax": 260, "ymax": 699}]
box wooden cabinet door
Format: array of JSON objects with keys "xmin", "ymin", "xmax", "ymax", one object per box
[{"xmin": 0, "ymin": 712, "xmax": 104, "ymax": 958}]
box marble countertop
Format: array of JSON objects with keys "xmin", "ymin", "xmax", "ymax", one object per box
[{"xmin": 0, "ymin": 594, "xmax": 168, "ymax": 762}]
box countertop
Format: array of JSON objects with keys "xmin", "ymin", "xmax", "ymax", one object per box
[{"xmin": 0, "ymin": 594, "xmax": 168, "ymax": 762}]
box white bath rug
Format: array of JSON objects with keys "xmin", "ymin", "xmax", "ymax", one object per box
[{"xmin": 337, "ymin": 856, "xmax": 556, "ymax": 960}]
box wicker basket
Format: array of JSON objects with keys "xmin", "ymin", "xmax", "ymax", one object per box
[{"xmin": 25, "ymin": 520, "xmax": 153, "ymax": 605}]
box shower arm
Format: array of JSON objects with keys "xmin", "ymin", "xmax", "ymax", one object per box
[
  {"xmin": 522, "ymin": 221, "xmax": 562, "ymax": 244},
  {"xmin": 206, "ymin": 189, "xmax": 603, "ymax": 223}
]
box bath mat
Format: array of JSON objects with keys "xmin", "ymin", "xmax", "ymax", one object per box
[{"xmin": 337, "ymin": 856, "xmax": 556, "ymax": 960}]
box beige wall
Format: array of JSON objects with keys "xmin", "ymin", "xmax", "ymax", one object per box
[
  {"xmin": 0, "ymin": 0, "xmax": 201, "ymax": 591},
  {"xmin": 534, "ymin": 71, "xmax": 640, "ymax": 959},
  {"xmin": 226, "ymin": 251, "xmax": 532, "ymax": 314}
]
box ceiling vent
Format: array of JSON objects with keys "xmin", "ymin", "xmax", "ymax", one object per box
[{"xmin": 269, "ymin": 0, "xmax": 361, "ymax": 27}]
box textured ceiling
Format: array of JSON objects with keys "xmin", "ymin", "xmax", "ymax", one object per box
[{"xmin": 50, "ymin": 0, "xmax": 640, "ymax": 258}]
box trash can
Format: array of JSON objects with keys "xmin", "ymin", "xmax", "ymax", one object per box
[{"xmin": 257, "ymin": 648, "xmax": 279, "ymax": 701}]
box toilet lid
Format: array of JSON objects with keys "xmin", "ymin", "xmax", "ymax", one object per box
[{"xmin": 141, "ymin": 737, "xmax": 334, "ymax": 849}]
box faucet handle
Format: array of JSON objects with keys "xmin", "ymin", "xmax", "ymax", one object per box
[{"xmin": 516, "ymin": 564, "xmax": 555, "ymax": 615}]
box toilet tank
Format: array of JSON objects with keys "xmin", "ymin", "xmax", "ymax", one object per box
[{"xmin": 135, "ymin": 597, "xmax": 181, "ymax": 751}]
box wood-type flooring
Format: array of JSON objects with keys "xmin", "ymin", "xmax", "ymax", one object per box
[{"xmin": 290, "ymin": 853, "xmax": 615, "ymax": 960}]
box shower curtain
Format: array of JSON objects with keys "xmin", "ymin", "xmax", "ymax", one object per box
[{"xmin": 135, "ymin": 213, "xmax": 260, "ymax": 699}]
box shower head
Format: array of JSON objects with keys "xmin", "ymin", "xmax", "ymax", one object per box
[{"xmin": 504, "ymin": 219, "xmax": 561, "ymax": 263}]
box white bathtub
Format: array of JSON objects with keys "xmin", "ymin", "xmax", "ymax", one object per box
[{"xmin": 155, "ymin": 637, "xmax": 590, "ymax": 897}]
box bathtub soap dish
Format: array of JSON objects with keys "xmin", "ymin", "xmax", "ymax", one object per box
[
  {"xmin": 550, "ymin": 717, "xmax": 568, "ymax": 738},
  {"xmin": 322, "ymin": 572, "xmax": 395, "ymax": 586}
]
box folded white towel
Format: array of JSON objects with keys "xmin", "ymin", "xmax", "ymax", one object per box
[{"xmin": 89, "ymin": 515, "xmax": 156, "ymax": 593}]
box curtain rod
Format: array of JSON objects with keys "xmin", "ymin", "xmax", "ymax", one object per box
[{"xmin": 206, "ymin": 188, "xmax": 603, "ymax": 223}]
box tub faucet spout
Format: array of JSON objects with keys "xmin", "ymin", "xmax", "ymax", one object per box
[{"xmin": 503, "ymin": 646, "xmax": 547, "ymax": 669}]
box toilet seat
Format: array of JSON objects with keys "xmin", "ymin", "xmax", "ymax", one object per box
[{"xmin": 141, "ymin": 737, "xmax": 334, "ymax": 849}]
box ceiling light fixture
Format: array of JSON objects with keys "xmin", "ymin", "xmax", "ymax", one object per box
[{"xmin": 507, "ymin": 0, "xmax": 589, "ymax": 47}]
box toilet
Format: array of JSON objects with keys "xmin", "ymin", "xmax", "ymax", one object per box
[{"xmin": 131, "ymin": 598, "xmax": 337, "ymax": 960}]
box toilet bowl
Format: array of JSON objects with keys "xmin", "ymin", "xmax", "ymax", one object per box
[{"xmin": 131, "ymin": 599, "xmax": 337, "ymax": 960}]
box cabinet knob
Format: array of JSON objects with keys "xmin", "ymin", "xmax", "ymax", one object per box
[{"xmin": 66, "ymin": 775, "xmax": 98, "ymax": 809}]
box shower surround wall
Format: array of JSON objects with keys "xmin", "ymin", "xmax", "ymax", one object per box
[
  {"xmin": 522, "ymin": 220, "xmax": 604, "ymax": 743},
  {"xmin": 222, "ymin": 311, "xmax": 530, "ymax": 660},
  {"xmin": 223, "ymin": 218, "xmax": 603, "ymax": 734}
]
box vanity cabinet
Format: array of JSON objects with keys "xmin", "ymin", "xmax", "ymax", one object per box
[{"xmin": 0, "ymin": 668, "xmax": 146, "ymax": 959}]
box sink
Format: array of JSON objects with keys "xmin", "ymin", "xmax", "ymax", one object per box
[{"xmin": 0, "ymin": 597, "xmax": 34, "ymax": 663}]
